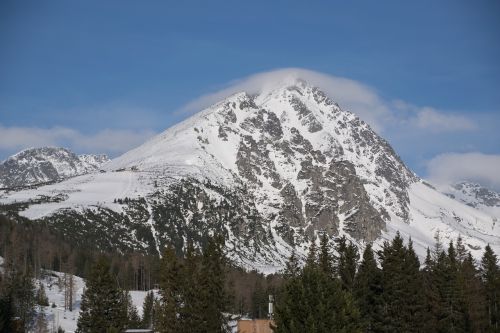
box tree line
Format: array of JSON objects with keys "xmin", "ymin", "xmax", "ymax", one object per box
[
  {"xmin": 273, "ymin": 232, "xmax": 500, "ymax": 333},
  {"xmin": 0, "ymin": 214, "xmax": 276, "ymax": 332},
  {"xmin": 2, "ymin": 210, "xmax": 500, "ymax": 332}
]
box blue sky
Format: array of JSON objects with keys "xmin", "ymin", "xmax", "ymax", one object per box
[{"xmin": 1, "ymin": 0, "xmax": 499, "ymax": 187}]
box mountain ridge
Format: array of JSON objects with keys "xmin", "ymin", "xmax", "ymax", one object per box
[
  {"xmin": 0, "ymin": 79, "xmax": 498, "ymax": 272},
  {"xmin": 0, "ymin": 147, "xmax": 109, "ymax": 188}
]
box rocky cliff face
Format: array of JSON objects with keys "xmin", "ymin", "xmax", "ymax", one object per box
[
  {"xmin": 101, "ymin": 79, "xmax": 417, "ymax": 256},
  {"xmin": 0, "ymin": 147, "xmax": 109, "ymax": 188}
]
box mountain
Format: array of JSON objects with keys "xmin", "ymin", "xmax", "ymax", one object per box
[
  {"xmin": 1, "ymin": 79, "xmax": 499, "ymax": 271},
  {"xmin": 0, "ymin": 147, "xmax": 109, "ymax": 188},
  {"xmin": 443, "ymin": 182, "xmax": 500, "ymax": 208},
  {"xmin": 441, "ymin": 181, "xmax": 500, "ymax": 222}
]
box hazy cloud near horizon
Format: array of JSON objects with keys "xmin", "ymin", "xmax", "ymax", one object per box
[
  {"xmin": 426, "ymin": 153, "xmax": 500, "ymax": 191},
  {"xmin": 0, "ymin": 124, "xmax": 156, "ymax": 159}
]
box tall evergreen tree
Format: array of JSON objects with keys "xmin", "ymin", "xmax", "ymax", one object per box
[
  {"xmin": 197, "ymin": 235, "xmax": 229, "ymax": 333},
  {"xmin": 141, "ymin": 291, "xmax": 155, "ymax": 329},
  {"xmin": 123, "ymin": 291, "xmax": 141, "ymax": 328},
  {"xmin": 481, "ymin": 244, "xmax": 500, "ymax": 332},
  {"xmin": 318, "ymin": 234, "xmax": 334, "ymax": 277},
  {"xmin": 335, "ymin": 236, "xmax": 359, "ymax": 292},
  {"xmin": 181, "ymin": 241, "xmax": 204, "ymax": 333},
  {"xmin": 402, "ymin": 239, "xmax": 426, "ymax": 332},
  {"xmin": 157, "ymin": 246, "xmax": 183, "ymax": 333},
  {"xmin": 274, "ymin": 241, "xmax": 361, "ymax": 333},
  {"xmin": 76, "ymin": 256, "xmax": 127, "ymax": 333},
  {"xmin": 379, "ymin": 233, "xmax": 425, "ymax": 332},
  {"xmin": 422, "ymin": 247, "xmax": 440, "ymax": 332},
  {"xmin": 460, "ymin": 253, "xmax": 487, "ymax": 332},
  {"xmin": 354, "ymin": 244, "xmax": 383, "ymax": 332}
]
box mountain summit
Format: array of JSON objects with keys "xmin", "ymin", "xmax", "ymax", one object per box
[
  {"xmin": 0, "ymin": 147, "xmax": 108, "ymax": 188},
  {"xmin": 1, "ymin": 80, "xmax": 498, "ymax": 271}
]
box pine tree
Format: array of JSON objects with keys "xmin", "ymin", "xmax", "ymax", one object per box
[
  {"xmin": 335, "ymin": 236, "xmax": 359, "ymax": 292},
  {"xmin": 123, "ymin": 291, "xmax": 141, "ymax": 328},
  {"xmin": 0, "ymin": 292, "xmax": 13, "ymax": 333},
  {"xmin": 36, "ymin": 284, "xmax": 49, "ymax": 307},
  {"xmin": 460, "ymin": 253, "xmax": 487, "ymax": 332},
  {"xmin": 274, "ymin": 240, "xmax": 361, "ymax": 333},
  {"xmin": 12, "ymin": 269, "xmax": 36, "ymax": 332},
  {"xmin": 481, "ymin": 244, "xmax": 500, "ymax": 331},
  {"xmin": 422, "ymin": 248, "xmax": 439, "ymax": 331},
  {"xmin": 181, "ymin": 241, "xmax": 204, "ymax": 333},
  {"xmin": 141, "ymin": 291, "xmax": 155, "ymax": 329},
  {"xmin": 402, "ymin": 239, "xmax": 426, "ymax": 332},
  {"xmin": 157, "ymin": 246, "xmax": 183, "ymax": 333},
  {"xmin": 283, "ymin": 250, "xmax": 300, "ymax": 279},
  {"xmin": 198, "ymin": 235, "xmax": 229, "ymax": 333},
  {"xmin": 354, "ymin": 244, "xmax": 383, "ymax": 332},
  {"xmin": 379, "ymin": 233, "xmax": 425, "ymax": 332},
  {"xmin": 318, "ymin": 233, "xmax": 333, "ymax": 277},
  {"xmin": 76, "ymin": 256, "xmax": 127, "ymax": 333}
]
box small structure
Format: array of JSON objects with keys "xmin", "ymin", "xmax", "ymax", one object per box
[
  {"xmin": 237, "ymin": 295, "xmax": 275, "ymax": 333},
  {"xmin": 123, "ymin": 329, "xmax": 154, "ymax": 333},
  {"xmin": 237, "ymin": 319, "xmax": 274, "ymax": 333}
]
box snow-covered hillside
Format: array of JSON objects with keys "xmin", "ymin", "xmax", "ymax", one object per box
[
  {"xmin": 1, "ymin": 77, "xmax": 499, "ymax": 271},
  {"xmin": 0, "ymin": 147, "xmax": 109, "ymax": 188},
  {"xmin": 37, "ymin": 271, "xmax": 153, "ymax": 333}
]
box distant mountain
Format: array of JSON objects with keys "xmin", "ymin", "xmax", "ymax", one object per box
[
  {"xmin": 1, "ymin": 79, "xmax": 498, "ymax": 271},
  {"xmin": 0, "ymin": 147, "xmax": 109, "ymax": 188},
  {"xmin": 443, "ymin": 182, "xmax": 500, "ymax": 208}
]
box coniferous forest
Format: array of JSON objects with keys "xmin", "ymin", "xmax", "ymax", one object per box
[{"xmin": 1, "ymin": 213, "xmax": 500, "ymax": 332}]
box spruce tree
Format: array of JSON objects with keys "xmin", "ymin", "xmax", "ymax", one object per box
[
  {"xmin": 379, "ymin": 233, "xmax": 425, "ymax": 332},
  {"xmin": 36, "ymin": 284, "xmax": 49, "ymax": 307},
  {"xmin": 157, "ymin": 246, "xmax": 183, "ymax": 333},
  {"xmin": 141, "ymin": 291, "xmax": 155, "ymax": 329},
  {"xmin": 274, "ymin": 241, "xmax": 361, "ymax": 333},
  {"xmin": 402, "ymin": 239, "xmax": 426, "ymax": 332},
  {"xmin": 11, "ymin": 269, "xmax": 36, "ymax": 332},
  {"xmin": 123, "ymin": 291, "xmax": 141, "ymax": 328},
  {"xmin": 481, "ymin": 244, "xmax": 500, "ymax": 331},
  {"xmin": 422, "ymin": 247, "xmax": 440, "ymax": 331},
  {"xmin": 76, "ymin": 256, "xmax": 127, "ymax": 333},
  {"xmin": 181, "ymin": 241, "xmax": 204, "ymax": 333},
  {"xmin": 198, "ymin": 235, "xmax": 229, "ymax": 333},
  {"xmin": 335, "ymin": 236, "xmax": 359, "ymax": 292},
  {"xmin": 318, "ymin": 233, "xmax": 334, "ymax": 277},
  {"xmin": 460, "ymin": 253, "xmax": 487, "ymax": 332},
  {"xmin": 354, "ymin": 244, "xmax": 383, "ymax": 332}
]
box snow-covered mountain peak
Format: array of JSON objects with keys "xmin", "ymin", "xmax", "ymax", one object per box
[
  {"xmin": 0, "ymin": 147, "xmax": 109, "ymax": 188},
  {"xmin": 442, "ymin": 181, "xmax": 500, "ymax": 208},
  {"xmin": 107, "ymin": 82, "xmax": 417, "ymax": 236},
  {"xmin": 2, "ymin": 84, "xmax": 498, "ymax": 271}
]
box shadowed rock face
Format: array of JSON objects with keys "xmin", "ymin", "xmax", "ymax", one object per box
[{"xmin": 0, "ymin": 147, "xmax": 108, "ymax": 188}]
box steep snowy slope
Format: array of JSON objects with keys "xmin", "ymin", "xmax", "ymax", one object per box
[
  {"xmin": 1, "ymin": 78, "xmax": 499, "ymax": 270},
  {"xmin": 440, "ymin": 182, "xmax": 500, "ymax": 219},
  {"xmin": 0, "ymin": 147, "xmax": 109, "ymax": 188}
]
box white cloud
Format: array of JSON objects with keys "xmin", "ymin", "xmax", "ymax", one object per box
[
  {"xmin": 414, "ymin": 107, "xmax": 476, "ymax": 132},
  {"xmin": 178, "ymin": 68, "xmax": 476, "ymax": 134},
  {"xmin": 426, "ymin": 152, "xmax": 500, "ymax": 191},
  {"xmin": 0, "ymin": 124, "xmax": 156, "ymax": 157},
  {"xmin": 178, "ymin": 68, "xmax": 391, "ymax": 131}
]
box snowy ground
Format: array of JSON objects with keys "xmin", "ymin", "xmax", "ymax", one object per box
[
  {"xmin": 374, "ymin": 182, "xmax": 500, "ymax": 260},
  {"xmin": 38, "ymin": 271, "xmax": 154, "ymax": 333},
  {"xmin": 0, "ymin": 170, "xmax": 153, "ymax": 220}
]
